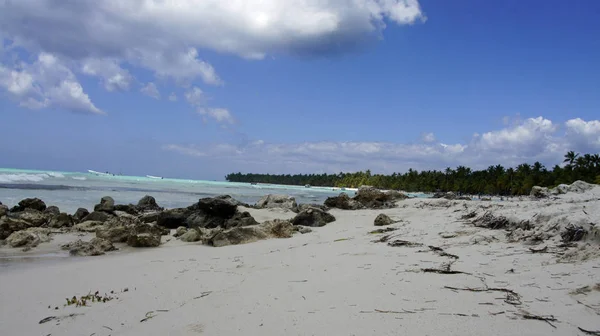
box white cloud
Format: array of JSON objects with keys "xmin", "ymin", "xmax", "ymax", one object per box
[
  {"xmin": 163, "ymin": 117, "xmax": 600, "ymax": 174},
  {"xmin": 184, "ymin": 87, "xmax": 205, "ymax": 106},
  {"xmin": 140, "ymin": 82, "xmax": 160, "ymax": 99},
  {"xmin": 421, "ymin": 132, "xmax": 436, "ymax": 143},
  {"xmin": 196, "ymin": 107, "xmax": 236, "ymax": 124},
  {"xmin": 81, "ymin": 58, "xmax": 132, "ymax": 91},
  {"xmin": 0, "ymin": 52, "xmax": 104, "ymax": 115},
  {"xmin": 168, "ymin": 92, "xmax": 178, "ymax": 102}
]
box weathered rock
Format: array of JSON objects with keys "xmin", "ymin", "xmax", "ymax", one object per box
[
  {"xmin": 180, "ymin": 228, "xmax": 202, "ymax": 242},
  {"xmin": 127, "ymin": 233, "xmax": 161, "ymax": 247},
  {"xmin": 12, "ymin": 209, "xmax": 49, "ymax": 227},
  {"xmin": 355, "ymin": 186, "xmax": 395, "ymax": 209},
  {"xmin": 196, "ymin": 197, "xmax": 238, "ymax": 218},
  {"xmin": 214, "ymin": 195, "xmax": 249, "ymax": 207},
  {"xmin": 94, "ymin": 196, "xmax": 115, "ymax": 213},
  {"xmin": 224, "ymin": 211, "xmax": 259, "ymax": 229},
  {"xmin": 530, "ymin": 186, "xmax": 550, "ymax": 198},
  {"xmin": 73, "ymin": 208, "xmax": 90, "ymax": 223},
  {"xmin": 186, "ymin": 211, "xmax": 223, "ymax": 229},
  {"xmin": 114, "ymin": 204, "xmax": 139, "ymax": 215},
  {"xmin": 6, "ymin": 228, "xmax": 51, "ymax": 248},
  {"xmin": 137, "ymin": 195, "xmax": 163, "ymax": 212},
  {"xmin": 62, "ymin": 238, "xmax": 117, "ymax": 256},
  {"xmin": 11, "ymin": 198, "xmax": 46, "ymax": 212},
  {"xmin": 96, "ymin": 222, "xmax": 129, "ymax": 243},
  {"xmin": 324, "ymin": 193, "xmax": 362, "ymax": 210},
  {"xmin": 73, "ymin": 220, "xmax": 104, "ymax": 232},
  {"xmin": 386, "ymin": 190, "xmax": 409, "ymax": 200},
  {"xmin": 82, "ymin": 211, "xmax": 111, "ymax": 223},
  {"xmin": 551, "ymin": 180, "xmax": 596, "ymax": 195},
  {"xmin": 255, "ymin": 194, "xmax": 298, "ymax": 212},
  {"xmin": 297, "ymin": 203, "xmax": 330, "ymax": 212},
  {"xmin": 157, "ymin": 208, "xmax": 189, "ymax": 229},
  {"xmin": 0, "ymin": 204, "xmax": 8, "ymax": 217},
  {"xmin": 174, "ymin": 226, "xmax": 188, "ymax": 237},
  {"xmin": 114, "ymin": 211, "xmax": 138, "ymax": 222},
  {"xmin": 44, "ymin": 206, "xmax": 61, "ymax": 216},
  {"xmin": 139, "ymin": 211, "xmax": 161, "ymax": 223},
  {"xmin": 291, "ymin": 207, "xmax": 336, "ymax": 227},
  {"xmin": 130, "ymin": 222, "xmax": 164, "ymax": 237},
  {"xmin": 0, "ymin": 216, "xmax": 32, "ymax": 239},
  {"xmin": 48, "ymin": 213, "xmax": 73, "ymax": 228},
  {"xmin": 374, "ymin": 213, "xmax": 394, "ymax": 226},
  {"xmin": 208, "ymin": 219, "xmax": 294, "ymax": 247}
]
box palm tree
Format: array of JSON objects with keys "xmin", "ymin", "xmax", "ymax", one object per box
[{"xmin": 564, "ymin": 151, "xmax": 579, "ymax": 166}]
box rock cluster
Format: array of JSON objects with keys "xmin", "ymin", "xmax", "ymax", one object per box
[
  {"xmin": 530, "ymin": 180, "xmax": 597, "ymax": 199},
  {"xmin": 325, "ymin": 186, "xmax": 409, "ymax": 210}
]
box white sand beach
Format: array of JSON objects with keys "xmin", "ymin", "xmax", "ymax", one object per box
[{"xmin": 1, "ymin": 187, "xmax": 600, "ymax": 336}]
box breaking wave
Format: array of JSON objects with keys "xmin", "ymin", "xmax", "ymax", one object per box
[{"xmin": 0, "ymin": 172, "xmax": 65, "ymax": 183}]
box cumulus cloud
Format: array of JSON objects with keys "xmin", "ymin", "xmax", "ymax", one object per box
[
  {"xmin": 184, "ymin": 87, "xmax": 205, "ymax": 106},
  {"xmin": 421, "ymin": 132, "xmax": 436, "ymax": 143},
  {"xmin": 163, "ymin": 117, "xmax": 600, "ymax": 174},
  {"xmin": 140, "ymin": 82, "xmax": 160, "ymax": 99},
  {"xmin": 0, "ymin": 0, "xmax": 424, "ymax": 113},
  {"xmin": 0, "ymin": 52, "xmax": 104, "ymax": 115},
  {"xmin": 81, "ymin": 58, "xmax": 132, "ymax": 91},
  {"xmin": 196, "ymin": 108, "xmax": 236, "ymax": 124}
]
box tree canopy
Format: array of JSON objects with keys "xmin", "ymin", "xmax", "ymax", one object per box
[{"xmin": 226, "ymin": 152, "xmax": 600, "ymax": 195}]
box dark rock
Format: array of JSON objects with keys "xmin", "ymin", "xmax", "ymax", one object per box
[
  {"xmin": 130, "ymin": 222, "xmax": 164, "ymax": 237},
  {"xmin": 83, "ymin": 211, "xmax": 111, "ymax": 223},
  {"xmin": 291, "ymin": 207, "xmax": 336, "ymax": 227},
  {"xmin": 127, "ymin": 233, "xmax": 160, "ymax": 247},
  {"xmin": 385, "ymin": 190, "xmax": 409, "ymax": 200},
  {"xmin": 6, "ymin": 228, "xmax": 51, "ymax": 248},
  {"xmin": 157, "ymin": 208, "xmax": 189, "ymax": 229},
  {"xmin": 196, "ymin": 197, "xmax": 238, "ymax": 218},
  {"xmin": 62, "ymin": 238, "xmax": 117, "ymax": 256},
  {"xmin": 73, "ymin": 208, "xmax": 90, "ymax": 223},
  {"xmin": 355, "ymin": 186, "xmax": 396, "ymax": 209},
  {"xmin": 374, "ymin": 214, "xmax": 394, "ymax": 226},
  {"xmin": 136, "ymin": 195, "xmax": 163, "ymax": 212},
  {"xmin": 114, "ymin": 204, "xmax": 139, "ymax": 215},
  {"xmin": 11, "ymin": 198, "xmax": 47, "ymax": 212},
  {"xmin": 561, "ymin": 224, "xmax": 587, "ymax": 242},
  {"xmin": 208, "ymin": 219, "xmax": 294, "ymax": 247},
  {"xmin": 48, "ymin": 213, "xmax": 73, "ymax": 228},
  {"xmin": 294, "ymin": 226, "xmax": 313, "ymax": 234},
  {"xmin": 96, "ymin": 221, "xmax": 130, "ymax": 243},
  {"xmin": 215, "ymin": 195, "xmax": 250, "ymax": 207},
  {"xmin": 255, "ymin": 194, "xmax": 298, "ymax": 211},
  {"xmin": 44, "ymin": 206, "xmax": 61, "ymax": 217},
  {"xmin": 224, "ymin": 211, "xmax": 259, "ymax": 229},
  {"xmin": 94, "ymin": 196, "xmax": 115, "ymax": 213},
  {"xmin": 530, "ymin": 186, "xmax": 550, "ymax": 199},
  {"xmin": 324, "ymin": 193, "xmax": 362, "ymax": 210}
]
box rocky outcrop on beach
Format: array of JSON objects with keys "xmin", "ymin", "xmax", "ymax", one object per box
[
  {"xmin": 374, "ymin": 213, "xmax": 394, "ymax": 226},
  {"xmin": 255, "ymin": 194, "xmax": 298, "ymax": 212},
  {"xmin": 290, "ymin": 207, "xmax": 336, "ymax": 227},
  {"xmin": 6, "ymin": 227, "xmax": 51, "ymax": 249},
  {"xmin": 325, "ymin": 186, "xmax": 409, "ymax": 210},
  {"xmin": 61, "ymin": 238, "xmax": 117, "ymax": 256},
  {"xmin": 208, "ymin": 219, "xmax": 294, "ymax": 247}
]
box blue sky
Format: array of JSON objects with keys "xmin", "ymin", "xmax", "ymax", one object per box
[{"xmin": 1, "ymin": 0, "xmax": 599, "ymax": 179}]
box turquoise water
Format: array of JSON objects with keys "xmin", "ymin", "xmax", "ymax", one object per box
[{"xmin": 0, "ymin": 168, "xmax": 429, "ymax": 214}]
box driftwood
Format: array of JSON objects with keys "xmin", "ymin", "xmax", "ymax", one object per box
[
  {"xmin": 369, "ymin": 227, "xmax": 398, "ymax": 234},
  {"xmin": 429, "ymin": 245, "xmax": 459, "ymax": 259},
  {"xmin": 444, "ymin": 286, "xmax": 522, "ymax": 305},
  {"xmin": 579, "ymin": 327, "xmax": 600, "ymax": 335},
  {"xmin": 518, "ymin": 311, "xmax": 557, "ymax": 328},
  {"xmin": 388, "ymin": 240, "xmax": 423, "ymax": 247},
  {"xmin": 528, "ymin": 246, "xmax": 548, "ymax": 254}
]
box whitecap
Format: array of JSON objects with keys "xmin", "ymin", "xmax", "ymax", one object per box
[{"xmin": 0, "ymin": 173, "xmax": 49, "ymax": 183}]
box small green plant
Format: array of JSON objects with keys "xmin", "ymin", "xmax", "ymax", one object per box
[{"xmin": 65, "ymin": 291, "xmax": 116, "ymax": 307}]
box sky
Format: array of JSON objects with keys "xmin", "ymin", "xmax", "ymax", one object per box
[{"xmin": 0, "ymin": 0, "xmax": 599, "ymax": 180}]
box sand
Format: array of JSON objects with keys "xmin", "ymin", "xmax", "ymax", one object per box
[{"xmin": 1, "ymin": 189, "xmax": 600, "ymax": 335}]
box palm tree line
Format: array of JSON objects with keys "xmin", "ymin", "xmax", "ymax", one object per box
[{"xmin": 225, "ymin": 151, "xmax": 600, "ymax": 195}]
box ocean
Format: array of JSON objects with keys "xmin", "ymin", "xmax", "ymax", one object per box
[{"xmin": 0, "ymin": 168, "xmax": 427, "ymax": 214}]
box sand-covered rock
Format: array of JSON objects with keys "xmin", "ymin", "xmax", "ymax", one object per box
[
  {"xmin": 128, "ymin": 233, "xmax": 160, "ymax": 247},
  {"xmin": 12, "ymin": 209, "xmax": 49, "ymax": 227},
  {"xmin": 0, "ymin": 216, "xmax": 35, "ymax": 239},
  {"xmin": 291, "ymin": 207, "xmax": 335, "ymax": 227},
  {"xmin": 173, "ymin": 226, "xmax": 187, "ymax": 237},
  {"xmin": 62, "ymin": 238, "xmax": 117, "ymax": 256},
  {"xmin": 96, "ymin": 222, "xmax": 129, "ymax": 243},
  {"xmin": 6, "ymin": 227, "xmax": 51, "ymax": 248},
  {"xmin": 374, "ymin": 213, "xmax": 394, "ymax": 226},
  {"xmin": 255, "ymin": 194, "xmax": 298, "ymax": 212},
  {"xmin": 11, "ymin": 198, "xmax": 46, "ymax": 212},
  {"xmin": 551, "ymin": 180, "xmax": 596, "ymax": 195},
  {"xmin": 530, "ymin": 186, "xmax": 550, "ymax": 198},
  {"xmin": 139, "ymin": 211, "xmax": 161, "ymax": 223},
  {"xmin": 73, "ymin": 220, "xmax": 104, "ymax": 232},
  {"xmin": 94, "ymin": 196, "xmax": 115, "ymax": 213},
  {"xmin": 83, "ymin": 211, "xmax": 111, "ymax": 223},
  {"xmin": 208, "ymin": 219, "xmax": 294, "ymax": 247},
  {"xmin": 180, "ymin": 228, "xmax": 203, "ymax": 242}
]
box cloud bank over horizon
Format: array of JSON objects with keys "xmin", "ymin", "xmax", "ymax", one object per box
[
  {"xmin": 164, "ymin": 117, "xmax": 600, "ymax": 174},
  {"xmin": 0, "ymin": 0, "xmax": 425, "ymax": 115}
]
